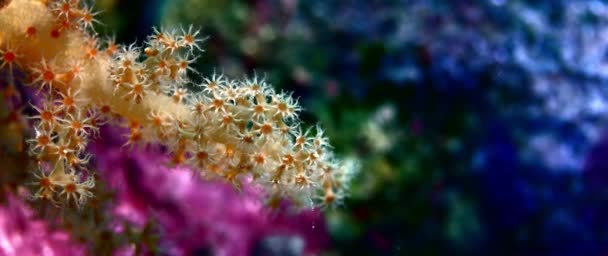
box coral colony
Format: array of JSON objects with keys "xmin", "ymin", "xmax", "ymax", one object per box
[{"xmin": 0, "ymin": 0, "xmax": 354, "ymax": 223}]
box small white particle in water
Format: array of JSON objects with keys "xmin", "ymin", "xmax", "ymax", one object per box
[{"xmin": 310, "ymin": 198, "xmax": 316, "ymax": 230}]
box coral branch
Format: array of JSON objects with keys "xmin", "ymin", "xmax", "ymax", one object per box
[{"xmin": 0, "ymin": 0, "xmax": 357, "ymax": 209}]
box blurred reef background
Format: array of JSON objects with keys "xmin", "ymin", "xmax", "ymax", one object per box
[{"xmin": 5, "ymin": 0, "xmax": 608, "ymax": 255}]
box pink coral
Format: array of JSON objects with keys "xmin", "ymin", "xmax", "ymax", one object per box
[{"xmin": 0, "ymin": 193, "xmax": 86, "ymax": 256}]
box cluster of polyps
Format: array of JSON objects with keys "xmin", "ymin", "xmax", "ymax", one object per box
[{"xmin": 0, "ymin": 0, "xmax": 357, "ymax": 209}]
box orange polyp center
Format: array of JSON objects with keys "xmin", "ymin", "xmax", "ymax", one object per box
[
  {"xmin": 152, "ymin": 116, "xmax": 163, "ymax": 127},
  {"xmin": 71, "ymin": 121, "xmax": 82, "ymax": 130},
  {"xmin": 129, "ymin": 120, "xmax": 140, "ymax": 129},
  {"xmin": 282, "ymin": 154, "xmax": 294, "ymax": 165},
  {"xmin": 40, "ymin": 177, "xmax": 52, "ymax": 188},
  {"xmin": 61, "ymin": 3, "xmax": 70, "ymax": 12},
  {"xmin": 130, "ymin": 130, "xmax": 142, "ymax": 142},
  {"xmin": 278, "ymin": 103, "xmax": 287, "ymax": 112},
  {"xmin": 106, "ymin": 44, "xmax": 117, "ymax": 55},
  {"xmin": 63, "ymin": 97, "xmax": 74, "ymax": 106},
  {"xmin": 26, "ymin": 26, "xmax": 37, "ymax": 37},
  {"xmin": 38, "ymin": 135, "xmax": 50, "ymax": 145},
  {"xmin": 243, "ymin": 136, "xmax": 253, "ymax": 144},
  {"xmin": 58, "ymin": 19, "xmax": 71, "ymax": 30},
  {"xmin": 59, "ymin": 71, "xmax": 75, "ymax": 84},
  {"xmin": 64, "ymin": 183, "xmax": 76, "ymax": 193},
  {"xmin": 222, "ymin": 115, "xmax": 232, "ymax": 125},
  {"xmin": 51, "ymin": 29, "xmax": 61, "ymax": 38},
  {"xmin": 83, "ymin": 13, "xmax": 92, "ymax": 22},
  {"xmin": 3, "ymin": 52, "xmax": 15, "ymax": 62},
  {"xmin": 133, "ymin": 84, "xmax": 143, "ymax": 93},
  {"xmin": 100, "ymin": 105, "xmax": 111, "ymax": 113},
  {"xmin": 260, "ymin": 124, "xmax": 273, "ymax": 134},
  {"xmin": 213, "ymin": 99, "xmax": 223, "ymax": 108},
  {"xmin": 87, "ymin": 48, "xmax": 98, "ymax": 58},
  {"xmin": 196, "ymin": 151, "xmax": 208, "ymax": 160},
  {"xmin": 72, "ymin": 65, "xmax": 81, "ymax": 75},
  {"xmin": 43, "ymin": 70, "xmax": 55, "ymax": 82},
  {"xmin": 184, "ymin": 35, "xmax": 194, "ymax": 43},
  {"xmin": 41, "ymin": 111, "xmax": 53, "ymax": 121},
  {"xmin": 254, "ymin": 154, "xmax": 265, "ymax": 164},
  {"xmin": 254, "ymin": 105, "xmax": 264, "ymax": 113}
]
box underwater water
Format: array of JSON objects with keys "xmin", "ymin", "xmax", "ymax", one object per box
[{"xmin": 2, "ymin": 0, "xmax": 608, "ymax": 255}]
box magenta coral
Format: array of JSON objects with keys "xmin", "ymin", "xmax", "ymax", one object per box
[{"xmin": 0, "ymin": 193, "xmax": 86, "ymax": 255}]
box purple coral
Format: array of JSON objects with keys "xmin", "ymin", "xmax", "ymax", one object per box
[{"xmin": 0, "ymin": 193, "xmax": 86, "ymax": 256}]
